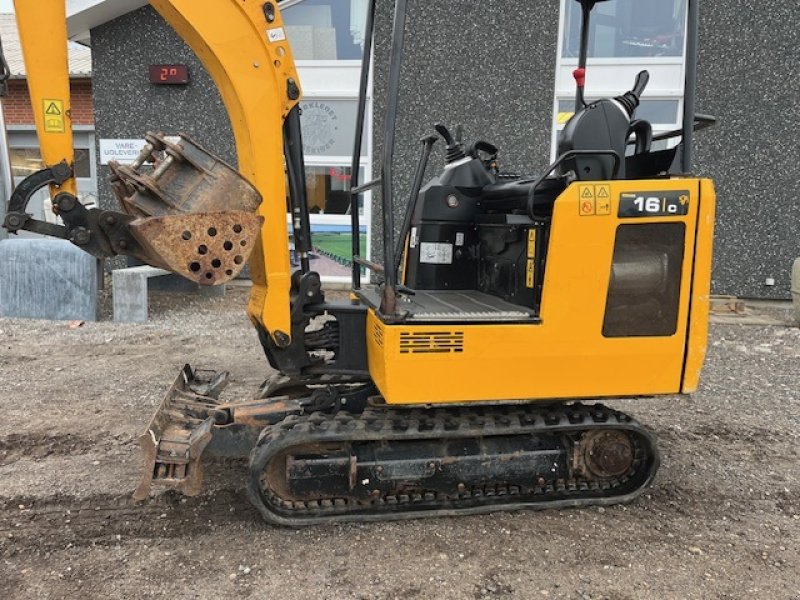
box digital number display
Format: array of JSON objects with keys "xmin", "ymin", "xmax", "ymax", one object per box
[
  {"xmin": 618, "ymin": 191, "xmax": 690, "ymax": 218},
  {"xmin": 148, "ymin": 64, "xmax": 189, "ymax": 85}
]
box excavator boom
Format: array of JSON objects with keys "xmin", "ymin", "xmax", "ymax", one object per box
[{"xmin": 4, "ymin": 0, "xmax": 304, "ymax": 345}]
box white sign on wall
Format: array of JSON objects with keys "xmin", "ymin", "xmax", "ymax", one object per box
[{"xmin": 99, "ymin": 139, "xmax": 146, "ymax": 165}]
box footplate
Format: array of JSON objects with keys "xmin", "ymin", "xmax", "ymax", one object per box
[{"xmin": 133, "ymin": 365, "xmax": 230, "ymax": 501}]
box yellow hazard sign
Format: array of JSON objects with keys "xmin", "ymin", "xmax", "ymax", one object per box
[
  {"xmin": 596, "ymin": 184, "xmax": 611, "ymax": 215},
  {"xmin": 526, "ymin": 259, "xmax": 535, "ymax": 288},
  {"xmin": 527, "ymin": 229, "xmax": 537, "ymax": 259},
  {"xmin": 579, "ymin": 185, "xmax": 595, "ymax": 216},
  {"xmin": 43, "ymin": 99, "xmax": 65, "ymax": 133},
  {"xmin": 579, "ymin": 184, "xmax": 612, "ymax": 217}
]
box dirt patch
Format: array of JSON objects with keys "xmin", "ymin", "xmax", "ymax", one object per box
[{"xmin": 0, "ymin": 290, "xmax": 798, "ymax": 599}]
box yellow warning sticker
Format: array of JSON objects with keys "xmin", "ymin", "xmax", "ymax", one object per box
[
  {"xmin": 43, "ymin": 99, "xmax": 65, "ymax": 133},
  {"xmin": 579, "ymin": 184, "xmax": 613, "ymax": 216},
  {"xmin": 526, "ymin": 259, "xmax": 535, "ymax": 288},
  {"xmin": 527, "ymin": 229, "xmax": 537, "ymax": 259}
]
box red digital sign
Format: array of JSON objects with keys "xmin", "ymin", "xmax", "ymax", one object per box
[{"xmin": 148, "ymin": 64, "xmax": 189, "ymax": 85}]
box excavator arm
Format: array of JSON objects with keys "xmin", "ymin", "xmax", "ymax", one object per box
[{"xmin": 3, "ymin": 0, "xmax": 305, "ymax": 344}]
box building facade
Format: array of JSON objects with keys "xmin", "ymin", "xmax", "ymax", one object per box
[{"xmin": 61, "ymin": 0, "xmax": 800, "ymax": 298}]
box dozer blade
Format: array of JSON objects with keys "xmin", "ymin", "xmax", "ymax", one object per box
[
  {"xmin": 107, "ymin": 132, "xmax": 264, "ymax": 286},
  {"xmin": 133, "ymin": 365, "xmax": 230, "ymax": 501},
  {"xmin": 128, "ymin": 211, "xmax": 262, "ymax": 285}
]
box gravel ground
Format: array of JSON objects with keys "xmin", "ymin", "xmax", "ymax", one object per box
[{"xmin": 0, "ymin": 286, "xmax": 798, "ymax": 600}]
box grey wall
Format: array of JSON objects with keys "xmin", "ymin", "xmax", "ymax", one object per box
[
  {"xmin": 370, "ymin": 0, "xmax": 560, "ymax": 259},
  {"xmin": 87, "ymin": 1, "xmax": 800, "ymax": 299},
  {"xmin": 694, "ymin": 0, "xmax": 800, "ymax": 299},
  {"xmin": 90, "ymin": 6, "xmax": 235, "ymax": 216}
]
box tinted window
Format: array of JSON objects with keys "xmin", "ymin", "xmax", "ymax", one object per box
[
  {"xmin": 563, "ymin": 0, "xmax": 687, "ymax": 58},
  {"xmin": 10, "ymin": 147, "xmax": 91, "ymax": 178},
  {"xmin": 282, "ymin": 0, "xmax": 369, "ymax": 60}
]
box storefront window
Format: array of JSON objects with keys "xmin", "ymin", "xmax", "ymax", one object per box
[
  {"xmin": 9, "ymin": 148, "xmax": 91, "ymax": 178},
  {"xmin": 557, "ymin": 99, "xmax": 680, "ymax": 125},
  {"xmin": 563, "ymin": 0, "xmax": 687, "ymax": 59},
  {"xmin": 287, "ymin": 166, "xmax": 364, "ymax": 218},
  {"xmin": 299, "ymin": 99, "xmax": 362, "ymax": 157},
  {"xmin": 303, "ymin": 165, "xmax": 363, "ymax": 216},
  {"xmin": 286, "ymin": 165, "xmax": 366, "ymax": 277},
  {"xmin": 282, "ymin": 0, "xmax": 369, "ymax": 60}
]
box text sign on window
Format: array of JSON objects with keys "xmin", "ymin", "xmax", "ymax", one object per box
[{"xmin": 148, "ymin": 64, "xmax": 189, "ymax": 85}]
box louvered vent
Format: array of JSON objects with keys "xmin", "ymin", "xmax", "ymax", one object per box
[
  {"xmin": 399, "ymin": 331, "xmax": 464, "ymax": 354},
  {"xmin": 373, "ymin": 322, "xmax": 384, "ymax": 348}
]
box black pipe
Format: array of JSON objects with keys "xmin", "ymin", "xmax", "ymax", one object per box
[
  {"xmin": 283, "ymin": 106, "xmax": 312, "ymax": 273},
  {"xmin": 392, "ymin": 135, "xmax": 437, "ymax": 281},
  {"xmin": 349, "ymin": 0, "xmax": 376, "ymax": 290},
  {"xmin": 575, "ymin": 0, "xmax": 594, "ymax": 108},
  {"xmin": 379, "ymin": 0, "xmax": 408, "ymax": 315},
  {"xmin": 682, "ymin": 0, "xmax": 700, "ymax": 173}
]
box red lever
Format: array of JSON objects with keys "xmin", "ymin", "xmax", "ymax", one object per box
[{"xmin": 573, "ymin": 67, "xmax": 586, "ymax": 88}]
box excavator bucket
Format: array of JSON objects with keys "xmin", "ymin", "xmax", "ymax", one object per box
[
  {"xmin": 109, "ymin": 132, "xmax": 264, "ymax": 285},
  {"xmin": 127, "ymin": 211, "xmax": 262, "ymax": 286}
]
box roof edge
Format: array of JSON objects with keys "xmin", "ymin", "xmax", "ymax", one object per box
[{"xmin": 67, "ymin": 0, "xmax": 148, "ymax": 43}]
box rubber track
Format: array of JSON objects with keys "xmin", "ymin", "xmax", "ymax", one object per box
[{"xmin": 247, "ymin": 403, "xmax": 660, "ymax": 526}]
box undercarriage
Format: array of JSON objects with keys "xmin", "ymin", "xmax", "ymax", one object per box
[{"xmin": 134, "ymin": 365, "xmax": 659, "ymax": 526}]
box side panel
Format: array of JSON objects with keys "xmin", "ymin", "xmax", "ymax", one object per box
[
  {"xmin": 681, "ymin": 178, "xmax": 716, "ymax": 392},
  {"xmin": 367, "ymin": 179, "xmax": 709, "ymax": 405},
  {"xmin": 150, "ymin": 0, "xmax": 300, "ymax": 342}
]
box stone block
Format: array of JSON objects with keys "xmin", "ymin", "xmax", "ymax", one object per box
[{"xmin": 0, "ymin": 238, "xmax": 98, "ymax": 321}]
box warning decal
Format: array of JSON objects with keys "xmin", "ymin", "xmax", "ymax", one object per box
[
  {"xmin": 579, "ymin": 185, "xmax": 596, "ymax": 216},
  {"xmin": 43, "ymin": 99, "xmax": 65, "ymax": 133},
  {"xmin": 578, "ymin": 184, "xmax": 612, "ymax": 217},
  {"xmin": 526, "ymin": 259, "xmax": 535, "ymax": 288},
  {"xmin": 419, "ymin": 242, "xmax": 453, "ymax": 265},
  {"xmin": 596, "ymin": 184, "xmax": 611, "ymax": 215},
  {"xmin": 527, "ymin": 229, "xmax": 536, "ymax": 259}
]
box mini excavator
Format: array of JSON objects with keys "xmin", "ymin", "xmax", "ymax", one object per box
[{"xmin": 3, "ymin": 0, "xmax": 715, "ymax": 525}]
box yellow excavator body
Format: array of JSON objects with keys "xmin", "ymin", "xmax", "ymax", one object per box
[
  {"xmin": 369, "ymin": 178, "xmax": 715, "ymax": 405},
  {"xmin": 3, "ymin": 0, "xmax": 717, "ymax": 525}
]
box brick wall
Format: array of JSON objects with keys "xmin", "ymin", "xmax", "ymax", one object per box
[{"xmin": 4, "ymin": 78, "xmax": 94, "ymax": 126}]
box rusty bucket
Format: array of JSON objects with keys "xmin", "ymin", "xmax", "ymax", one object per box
[{"xmin": 109, "ymin": 132, "xmax": 263, "ymax": 285}]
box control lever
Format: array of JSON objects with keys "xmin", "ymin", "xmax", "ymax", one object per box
[
  {"xmin": 615, "ymin": 70, "xmax": 650, "ymax": 118},
  {"xmin": 434, "ymin": 123, "xmax": 454, "ymax": 145},
  {"xmin": 631, "ymin": 70, "xmax": 650, "ymax": 99},
  {"xmin": 434, "ymin": 123, "xmax": 466, "ymax": 164}
]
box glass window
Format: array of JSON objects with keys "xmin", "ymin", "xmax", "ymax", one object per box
[
  {"xmin": 10, "ymin": 147, "xmax": 91, "ymax": 178},
  {"xmin": 286, "ymin": 165, "xmax": 367, "ymax": 277},
  {"xmin": 299, "ymin": 99, "xmax": 362, "ymax": 157},
  {"xmin": 287, "ymin": 165, "xmax": 364, "ymax": 216},
  {"xmin": 563, "ymin": 0, "xmax": 687, "ymax": 59},
  {"xmin": 282, "ymin": 0, "xmax": 369, "ymax": 60},
  {"xmin": 557, "ymin": 99, "xmax": 680, "ymax": 125}
]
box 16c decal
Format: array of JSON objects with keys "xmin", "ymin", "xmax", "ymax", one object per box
[{"xmin": 618, "ymin": 191, "xmax": 690, "ymax": 218}]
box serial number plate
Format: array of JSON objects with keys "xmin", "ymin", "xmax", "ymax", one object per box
[{"xmin": 618, "ymin": 191, "xmax": 690, "ymax": 218}]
